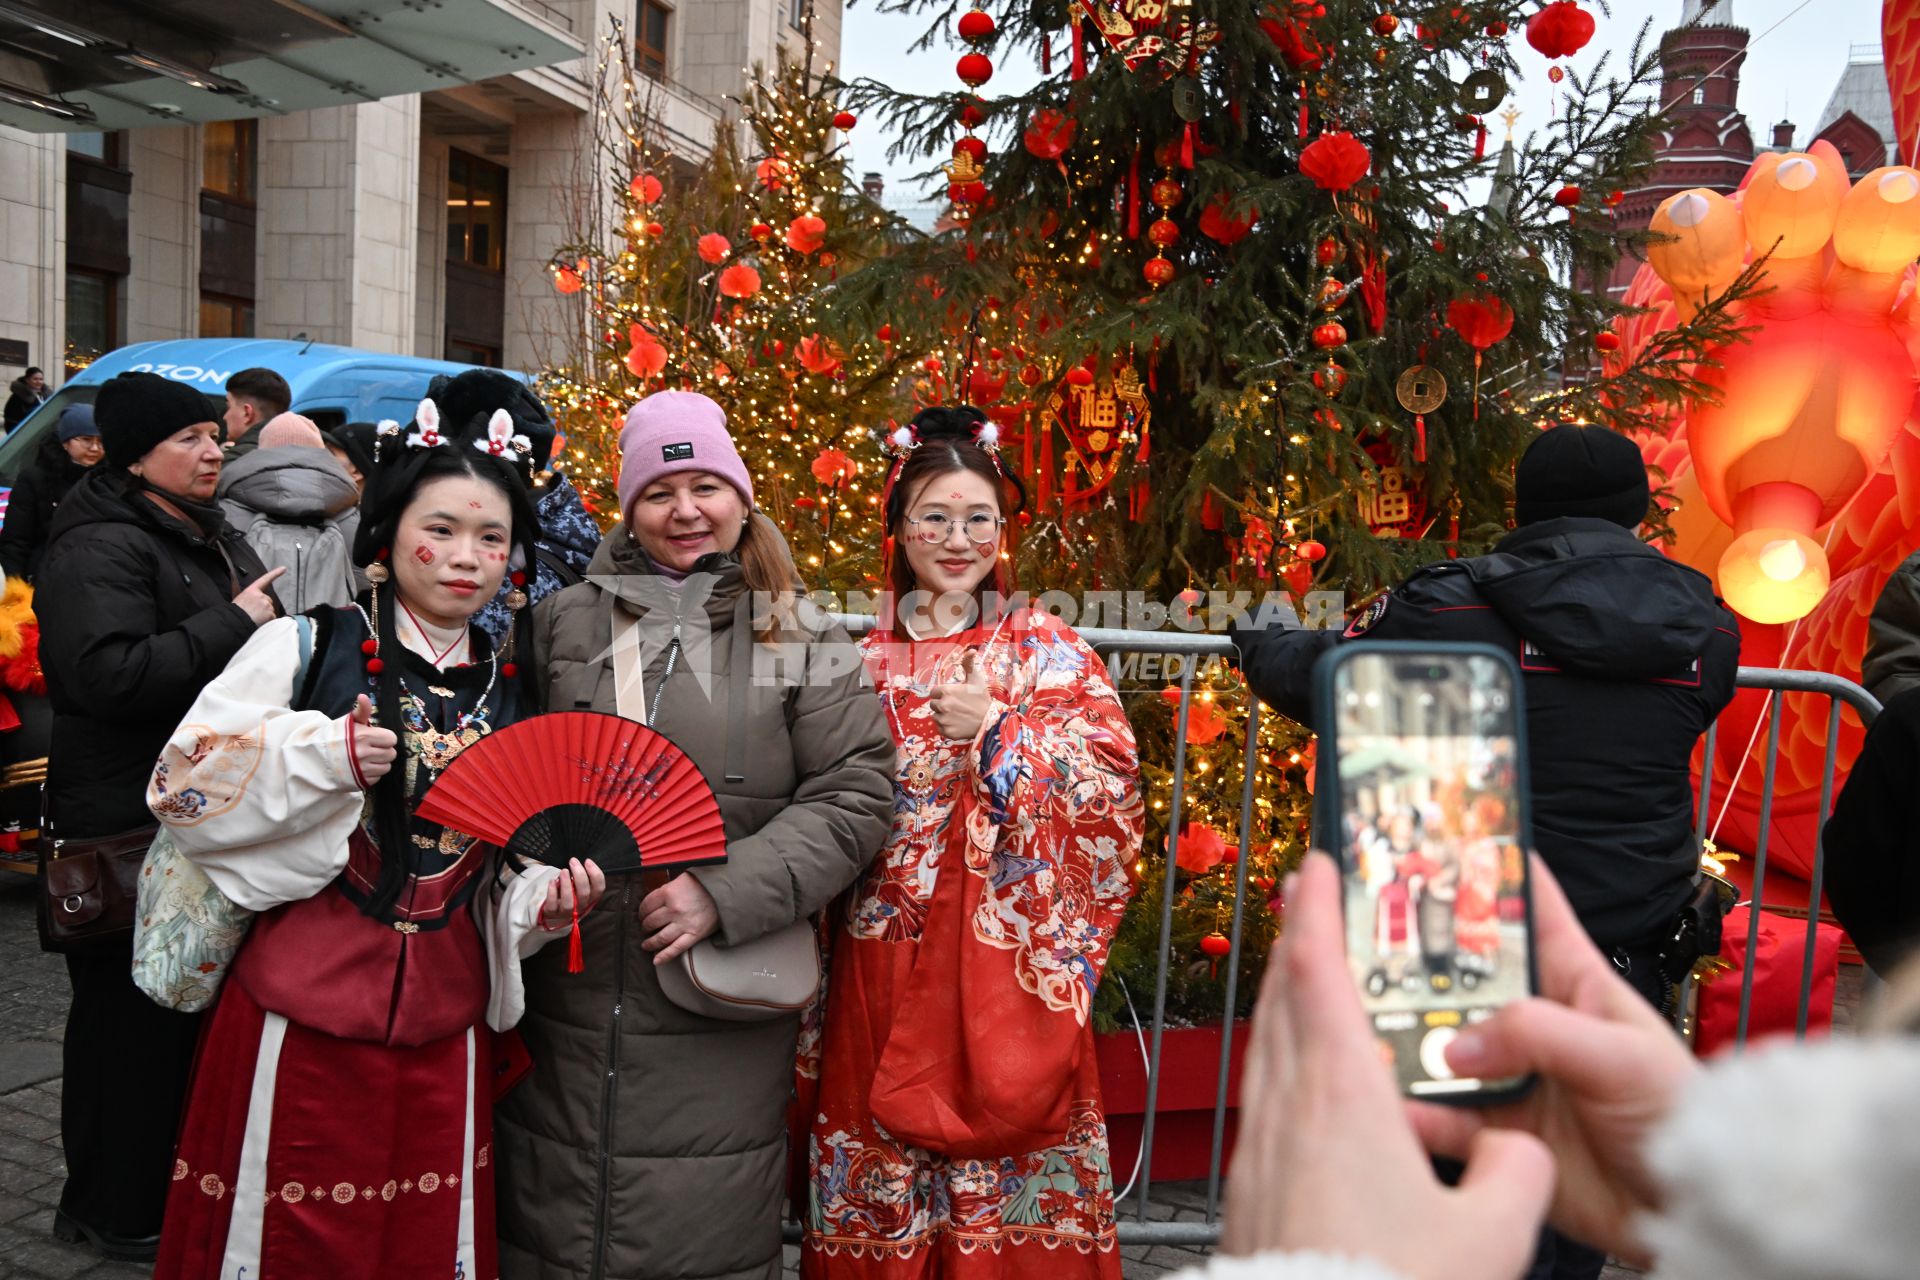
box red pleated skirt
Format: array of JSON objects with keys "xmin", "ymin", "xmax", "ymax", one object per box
[{"xmin": 154, "ymin": 979, "xmax": 497, "ymax": 1280}]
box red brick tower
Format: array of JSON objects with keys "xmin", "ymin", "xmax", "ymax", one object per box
[{"xmin": 1599, "ymin": 0, "xmax": 1755, "ymax": 300}]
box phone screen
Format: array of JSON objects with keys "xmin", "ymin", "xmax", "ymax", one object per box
[{"xmin": 1330, "ymin": 649, "xmax": 1533, "ymax": 1098}]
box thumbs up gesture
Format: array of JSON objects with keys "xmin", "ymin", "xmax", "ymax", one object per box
[
  {"xmin": 345, "ymin": 693, "xmax": 399, "ymax": 787},
  {"xmin": 929, "ymin": 648, "xmax": 993, "ymax": 742}
]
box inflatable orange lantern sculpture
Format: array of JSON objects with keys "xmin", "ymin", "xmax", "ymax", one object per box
[{"xmin": 1643, "ymin": 143, "xmax": 1920, "ymax": 624}]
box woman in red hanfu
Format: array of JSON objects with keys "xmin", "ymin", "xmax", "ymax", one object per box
[
  {"xmin": 801, "ymin": 406, "xmax": 1145, "ymax": 1278},
  {"xmin": 144, "ymin": 391, "xmax": 604, "ymax": 1280}
]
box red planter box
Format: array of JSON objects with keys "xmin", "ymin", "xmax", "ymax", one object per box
[{"xmin": 1096, "ymin": 1022, "xmax": 1250, "ymax": 1183}]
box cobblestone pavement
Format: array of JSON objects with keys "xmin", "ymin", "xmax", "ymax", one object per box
[{"xmin": 0, "ymin": 868, "xmax": 1853, "ymax": 1279}]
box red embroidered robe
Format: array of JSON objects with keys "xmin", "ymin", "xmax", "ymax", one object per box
[{"xmin": 801, "ymin": 610, "xmax": 1144, "ymax": 1278}]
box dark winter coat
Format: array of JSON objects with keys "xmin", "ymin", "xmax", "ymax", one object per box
[
  {"xmin": 216, "ymin": 445, "xmax": 361, "ymax": 612},
  {"xmin": 1235, "ymin": 517, "xmax": 1741, "ymax": 949},
  {"xmin": 3, "ymin": 378, "xmax": 45, "ymax": 432},
  {"xmin": 36, "ymin": 468, "xmax": 275, "ymax": 838},
  {"xmin": 1862, "ymin": 548, "xmax": 1920, "ymax": 706},
  {"xmin": 0, "ymin": 437, "xmax": 94, "ymax": 580},
  {"xmin": 495, "ymin": 525, "xmax": 894, "ymax": 1280},
  {"xmin": 1820, "ymin": 686, "xmax": 1920, "ymax": 978}
]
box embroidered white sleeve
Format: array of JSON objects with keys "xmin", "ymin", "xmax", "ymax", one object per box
[
  {"xmin": 1161, "ymin": 1251, "xmax": 1410, "ymax": 1280},
  {"xmin": 146, "ymin": 616, "xmax": 359, "ymax": 912},
  {"xmin": 480, "ymin": 861, "xmax": 567, "ymax": 1032}
]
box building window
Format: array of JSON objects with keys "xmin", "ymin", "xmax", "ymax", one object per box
[
  {"xmin": 447, "ymin": 150, "xmax": 508, "ymax": 272},
  {"xmin": 789, "ymin": 0, "xmax": 809, "ymax": 31},
  {"xmin": 199, "ymin": 293, "xmax": 255, "ymax": 338},
  {"xmin": 637, "ymin": 0, "xmax": 670, "ymax": 80},
  {"xmin": 1690, "ymin": 86, "xmax": 1705, "ymax": 106},
  {"xmin": 202, "ymin": 119, "xmax": 257, "ymax": 203},
  {"xmin": 67, "ymin": 270, "xmax": 119, "ymax": 357},
  {"xmin": 66, "ymin": 132, "xmax": 123, "ymax": 166},
  {"xmin": 446, "ymin": 340, "xmax": 499, "ymax": 368}
]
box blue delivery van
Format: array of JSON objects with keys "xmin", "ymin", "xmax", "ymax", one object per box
[{"xmin": 0, "ymin": 338, "xmax": 527, "ymax": 493}]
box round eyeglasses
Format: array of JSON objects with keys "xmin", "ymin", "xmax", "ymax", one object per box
[{"xmin": 906, "ymin": 512, "xmax": 1005, "ymax": 545}]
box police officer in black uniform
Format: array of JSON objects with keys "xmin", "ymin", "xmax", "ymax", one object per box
[{"xmin": 1234, "ymin": 423, "xmax": 1741, "ymax": 1279}]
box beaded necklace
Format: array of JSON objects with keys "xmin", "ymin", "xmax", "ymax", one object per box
[{"xmin": 354, "ymin": 596, "xmax": 499, "ymax": 777}]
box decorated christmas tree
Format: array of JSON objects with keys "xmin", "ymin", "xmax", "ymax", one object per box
[
  {"xmin": 534, "ymin": 17, "xmax": 922, "ymax": 589},
  {"xmin": 820, "ymin": 0, "xmax": 1754, "ymax": 1027}
]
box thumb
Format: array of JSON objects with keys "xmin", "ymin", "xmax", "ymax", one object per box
[
  {"xmin": 1456, "ymin": 1128, "xmax": 1555, "ymax": 1225},
  {"xmin": 352, "ymin": 694, "xmax": 374, "ymax": 726},
  {"xmin": 964, "ymin": 649, "xmax": 985, "ymax": 684}
]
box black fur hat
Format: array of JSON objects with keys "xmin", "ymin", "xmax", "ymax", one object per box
[{"xmin": 423, "ymin": 369, "xmax": 557, "ymax": 476}]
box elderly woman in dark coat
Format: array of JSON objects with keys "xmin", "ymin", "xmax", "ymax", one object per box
[{"xmin": 34, "ymin": 372, "xmax": 283, "ymax": 1260}]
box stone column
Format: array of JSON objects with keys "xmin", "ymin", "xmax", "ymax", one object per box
[
  {"xmin": 502, "ymin": 111, "xmax": 590, "ymax": 376},
  {"xmin": 257, "ymin": 97, "xmax": 422, "ymax": 354},
  {"xmin": 0, "ymin": 127, "xmax": 63, "ymax": 384},
  {"xmin": 126, "ymin": 125, "xmax": 199, "ymax": 344},
  {"xmin": 415, "ymin": 137, "xmax": 450, "ymax": 360}
]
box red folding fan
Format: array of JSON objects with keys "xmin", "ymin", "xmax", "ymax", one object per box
[{"xmin": 413, "ymin": 711, "xmax": 727, "ymax": 876}]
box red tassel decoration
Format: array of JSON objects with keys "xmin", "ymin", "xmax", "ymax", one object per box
[
  {"xmin": 1181, "ymin": 121, "xmax": 1197, "ymax": 169},
  {"xmin": 1474, "ymin": 121, "xmax": 1488, "ymax": 159},
  {"xmin": 1127, "ymin": 148, "xmax": 1142, "ymax": 239},
  {"xmin": 1447, "ymin": 503, "xmax": 1461, "ymax": 560},
  {"xmin": 1297, "ymin": 82, "xmax": 1309, "ymax": 138},
  {"xmin": 1472, "ymin": 352, "xmax": 1484, "ymax": 419},
  {"xmin": 1039, "ymin": 419, "xmax": 1055, "ymax": 512},
  {"xmin": 1071, "ymin": 16, "xmax": 1087, "ymax": 79},
  {"xmin": 567, "ymin": 898, "xmax": 584, "ymax": 973},
  {"xmin": 1414, "ymin": 415, "xmax": 1427, "ymax": 462},
  {"xmin": 1042, "ymin": 33, "xmax": 1051, "ymax": 74}
]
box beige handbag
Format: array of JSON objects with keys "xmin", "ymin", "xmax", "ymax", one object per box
[{"xmin": 611, "ymin": 605, "xmax": 819, "ymax": 1022}]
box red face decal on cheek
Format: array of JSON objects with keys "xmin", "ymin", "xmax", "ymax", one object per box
[
  {"xmin": 485, "ymin": 551, "xmax": 508, "ymax": 563},
  {"xmin": 978, "ymin": 543, "xmax": 994, "ymax": 559},
  {"xmin": 412, "ymin": 545, "xmax": 435, "ymax": 566}
]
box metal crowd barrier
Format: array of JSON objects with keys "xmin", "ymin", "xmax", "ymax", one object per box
[{"xmin": 804, "ymin": 621, "xmax": 1879, "ymax": 1246}]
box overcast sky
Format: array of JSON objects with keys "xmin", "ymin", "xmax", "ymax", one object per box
[{"xmin": 836, "ymin": 0, "xmax": 1886, "ymax": 216}]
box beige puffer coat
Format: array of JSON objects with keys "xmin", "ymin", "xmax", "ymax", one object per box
[{"xmin": 494, "ymin": 524, "xmax": 894, "ymax": 1280}]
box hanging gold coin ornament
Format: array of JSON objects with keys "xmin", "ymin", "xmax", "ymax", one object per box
[
  {"xmin": 1458, "ymin": 69, "xmax": 1507, "ymax": 114},
  {"xmin": 1394, "ymin": 364, "xmax": 1447, "ymax": 463}
]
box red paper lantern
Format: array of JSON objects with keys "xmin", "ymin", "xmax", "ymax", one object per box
[
  {"xmin": 1282, "ymin": 560, "xmax": 1313, "ymax": 595},
  {"xmin": 1447, "ymin": 293, "xmax": 1515, "ymax": 416},
  {"xmin": 1606, "ymin": 189, "xmax": 1625, "ymax": 207},
  {"xmin": 718, "ymin": 264, "xmax": 761, "ymax": 298},
  {"xmin": 1023, "ymin": 108, "xmax": 1076, "ymax": 160},
  {"xmin": 645, "ymin": 221, "xmax": 664, "ymax": 237},
  {"xmin": 958, "ymin": 97, "xmax": 989, "ymax": 128},
  {"xmin": 797, "ymin": 334, "xmax": 844, "ymax": 375},
  {"xmin": 1312, "ymin": 320, "xmax": 1347, "ymax": 349},
  {"xmin": 1312, "ymin": 361, "xmax": 1348, "ymax": 398},
  {"xmin": 1144, "ymin": 255, "xmax": 1175, "ymax": 289},
  {"xmin": 696, "ymin": 233, "xmax": 731, "ymax": 265},
  {"xmin": 1200, "ymin": 196, "xmax": 1257, "ymax": 245},
  {"xmin": 553, "ymin": 264, "xmax": 584, "ymax": 294},
  {"xmin": 755, "ymin": 157, "xmax": 792, "ymax": 190},
  {"xmin": 1299, "ymin": 131, "xmax": 1371, "ymax": 193},
  {"xmin": 629, "ymin": 173, "xmax": 663, "ymax": 204},
  {"xmin": 1372, "ymin": 13, "xmax": 1398, "ymax": 35},
  {"xmin": 1594, "ymin": 331, "xmax": 1622, "ymax": 353},
  {"xmin": 957, "ymin": 8, "xmax": 996, "ymax": 41},
  {"xmin": 1174, "ymin": 823, "xmax": 1232, "ymax": 874},
  {"xmin": 1554, "ymin": 184, "xmax": 1583, "ymax": 207},
  {"xmin": 877, "ymin": 323, "xmax": 896, "ymax": 343},
  {"xmin": 811, "ymin": 447, "xmax": 855, "ymax": 486},
  {"xmin": 1065, "ymin": 366, "xmax": 1094, "ymax": 387},
  {"xmin": 785, "ymin": 214, "xmax": 828, "ymax": 253},
  {"xmin": 625, "ymin": 327, "xmax": 668, "ymax": 378},
  {"xmin": 1526, "ymin": 1, "xmax": 1594, "ymax": 60},
  {"xmin": 749, "ymin": 221, "xmax": 773, "ymax": 240},
  {"xmin": 1147, "ymin": 217, "xmax": 1179, "ymax": 248},
  {"xmin": 957, "ymin": 52, "xmax": 994, "ymax": 87},
  {"xmin": 948, "ymin": 180, "xmax": 987, "ymax": 205},
  {"xmin": 832, "ymin": 110, "xmax": 858, "ymax": 130},
  {"xmin": 1199, "ymin": 932, "xmax": 1233, "ymax": 958},
  {"xmin": 1019, "ymin": 363, "xmax": 1043, "ymax": 387},
  {"xmin": 954, "ymin": 135, "xmax": 989, "ymax": 165},
  {"xmin": 1150, "ymin": 178, "xmax": 1184, "ymax": 209},
  {"xmin": 1297, "ymin": 539, "xmax": 1327, "ymax": 561}
]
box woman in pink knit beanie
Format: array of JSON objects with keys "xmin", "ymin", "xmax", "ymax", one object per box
[{"xmin": 498, "ymin": 390, "xmax": 894, "ymax": 1280}]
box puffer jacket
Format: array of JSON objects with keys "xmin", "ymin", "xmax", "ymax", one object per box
[
  {"xmin": 216, "ymin": 445, "xmax": 361, "ymax": 612},
  {"xmin": 0, "ymin": 435, "xmax": 94, "ymax": 580},
  {"xmin": 495, "ymin": 522, "xmax": 894, "ymax": 1280},
  {"xmin": 36, "ymin": 467, "xmax": 274, "ymax": 837}
]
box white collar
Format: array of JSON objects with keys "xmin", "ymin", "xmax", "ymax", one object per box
[{"xmin": 394, "ymin": 598, "xmax": 471, "ymax": 670}]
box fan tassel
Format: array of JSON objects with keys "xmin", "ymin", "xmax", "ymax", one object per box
[{"xmin": 567, "ymin": 898, "xmax": 584, "ymax": 974}]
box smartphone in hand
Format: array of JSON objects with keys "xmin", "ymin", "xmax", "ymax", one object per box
[{"xmin": 1311, "ymin": 642, "xmax": 1536, "ymax": 1103}]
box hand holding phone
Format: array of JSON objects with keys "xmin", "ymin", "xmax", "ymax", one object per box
[{"xmin": 1312, "ymin": 643, "xmax": 1538, "ymax": 1101}]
